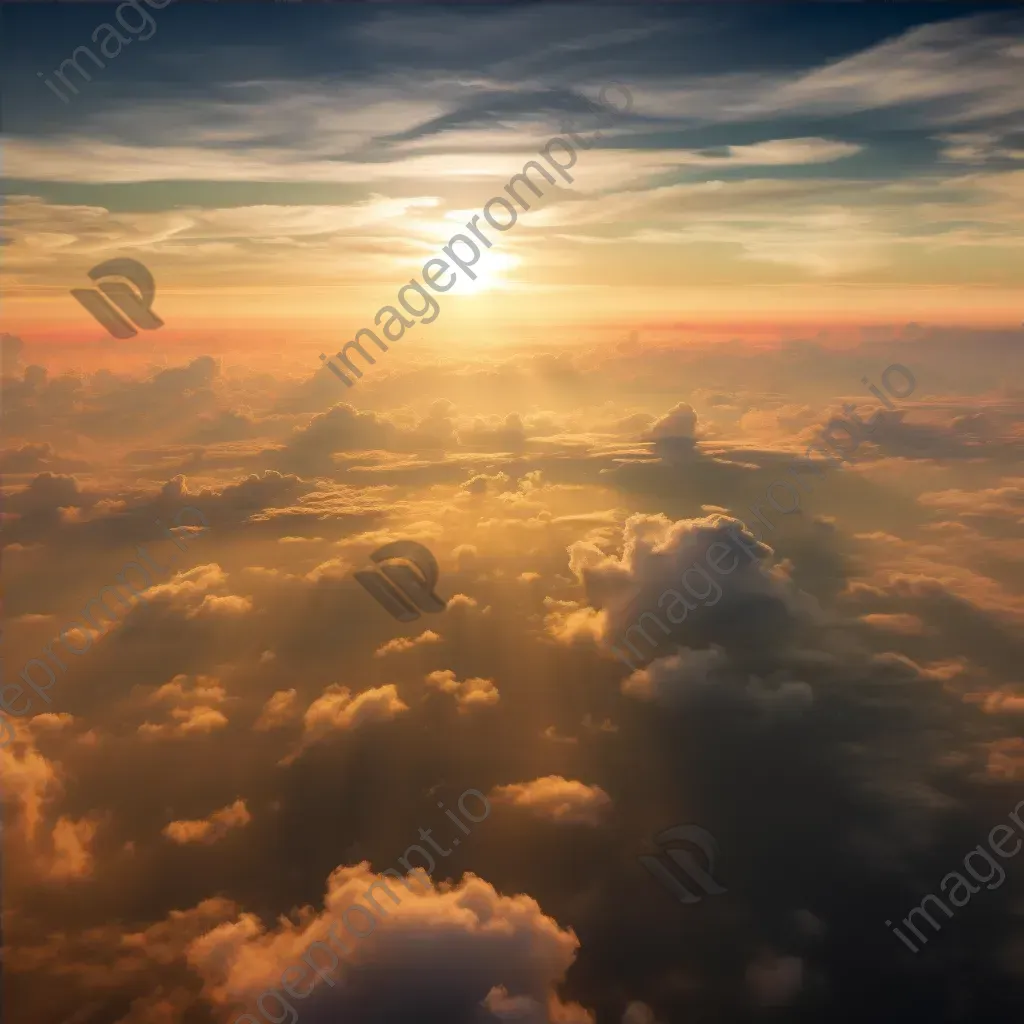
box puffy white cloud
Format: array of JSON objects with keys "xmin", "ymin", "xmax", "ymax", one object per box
[{"xmin": 186, "ymin": 865, "xmax": 590, "ymax": 1023}]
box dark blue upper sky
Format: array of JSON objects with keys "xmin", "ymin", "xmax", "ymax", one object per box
[
  {"xmin": 3, "ymin": 0, "xmax": 1022, "ymax": 298},
  {"xmin": 3, "ymin": 2, "xmax": 1017, "ymax": 138}
]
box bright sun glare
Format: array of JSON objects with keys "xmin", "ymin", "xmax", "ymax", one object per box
[{"xmin": 449, "ymin": 250, "xmax": 520, "ymax": 296}]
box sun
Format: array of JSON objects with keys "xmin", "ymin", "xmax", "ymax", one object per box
[
  {"xmin": 449, "ymin": 250, "xmax": 520, "ymax": 296},
  {"xmin": 424, "ymin": 208, "xmax": 520, "ymax": 296}
]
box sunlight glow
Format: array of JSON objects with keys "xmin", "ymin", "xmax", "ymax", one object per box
[{"xmin": 449, "ymin": 250, "xmax": 521, "ymax": 295}]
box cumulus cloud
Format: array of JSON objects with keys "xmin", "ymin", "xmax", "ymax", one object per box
[
  {"xmin": 189, "ymin": 593, "xmax": 254, "ymax": 619},
  {"xmin": 186, "ymin": 865, "xmax": 590, "ymax": 1023},
  {"xmin": 621, "ymin": 645, "xmax": 813, "ymax": 720},
  {"xmin": 647, "ymin": 402, "xmax": 698, "ymax": 442},
  {"xmin": 145, "ymin": 564, "xmax": 233, "ymax": 607},
  {"xmin": 566, "ymin": 512, "xmax": 816, "ymax": 669},
  {"xmin": 281, "ymin": 684, "xmax": 409, "ymax": 764},
  {"xmin": 490, "ymin": 777, "xmax": 612, "ymax": 826},
  {"xmin": 149, "ymin": 674, "xmax": 227, "ymax": 707},
  {"xmin": 139, "ymin": 705, "xmax": 230, "ymax": 739},
  {"xmin": 254, "ymin": 689, "xmax": 300, "ymax": 731},
  {"xmin": 46, "ymin": 816, "xmax": 99, "ymax": 881},
  {"xmin": 425, "ymin": 670, "xmax": 500, "ymax": 712},
  {"xmin": 28, "ymin": 712, "xmax": 75, "ymax": 733},
  {"xmin": 452, "ymin": 544, "xmax": 479, "ymax": 571},
  {"xmin": 621, "ymin": 646, "xmax": 729, "ymax": 703},
  {"xmin": 374, "ymin": 630, "xmax": 442, "ymax": 657},
  {"xmin": 460, "ymin": 471, "xmax": 514, "ymax": 497},
  {"xmin": 0, "ymin": 442, "xmax": 90, "ymax": 476},
  {"xmin": 163, "ymin": 800, "xmax": 252, "ymax": 845},
  {"xmin": 2, "ymin": 725, "xmax": 62, "ymax": 843}
]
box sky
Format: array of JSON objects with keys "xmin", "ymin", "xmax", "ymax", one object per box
[
  {"xmin": 3, "ymin": 0, "xmax": 1024, "ymax": 365},
  {"xmin": 2, "ymin": 3, "xmax": 1024, "ymax": 1024}
]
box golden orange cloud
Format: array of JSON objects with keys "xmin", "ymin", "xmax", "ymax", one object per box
[
  {"xmin": 490, "ymin": 776, "xmax": 612, "ymax": 825},
  {"xmin": 163, "ymin": 800, "xmax": 252, "ymax": 846}
]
